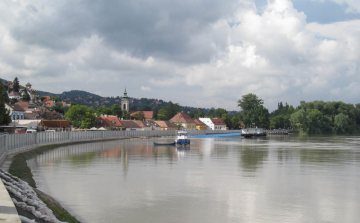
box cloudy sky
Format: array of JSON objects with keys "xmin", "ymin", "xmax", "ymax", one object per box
[{"xmin": 1, "ymin": 0, "xmax": 359, "ymax": 111}]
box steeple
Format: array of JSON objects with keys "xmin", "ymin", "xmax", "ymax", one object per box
[
  {"xmin": 121, "ymin": 87, "xmax": 129, "ymax": 112},
  {"xmin": 123, "ymin": 87, "xmax": 128, "ymax": 99}
]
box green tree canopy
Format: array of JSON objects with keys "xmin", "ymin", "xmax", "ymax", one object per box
[
  {"xmin": 142, "ymin": 105, "xmax": 152, "ymax": 111},
  {"xmin": 22, "ymin": 92, "xmax": 30, "ymax": 102},
  {"xmin": 238, "ymin": 94, "xmax": 269, "ymax": 128},
  {"xmin": 290, "ymin": 100, "xmax": 360, "ymax": 134},
  {"xmin": 64, "ymin": 105, "xmax": 96, "ymax": 128},
  {"xmin": 152, "ymin": 104, "xmax": 158, "ymax": 120},
  {"xmin": 122, "ymin": 110, "xmax": 131, "ymax": 119},
  {"xmin": 237, "ymin": 93, "xmax": 264, "ymax": 111},
  {"xmin": 0, "ymin": 79, "xmax": 11, "ymax": 125},
  {"xmin": 52, "ymin": 96, "xmax": 61, "ymax": 103},
  {"xmin": 96, "ymin": 107, "xmax": 112, "ymax": 116},
  {"xmin": 157, "ymin": 108, "xmax": 167, "ymax": 120},
  {"xmin": 13, "ymin": 77, "xmax": 19, "ymax": 93},
  {"xmin": 133, "ymin": 111, "xmax": 145, "ymax": 120},
  {"xmin": 110, "ymin": 104, "xmax": 122, "ymax": 118}
]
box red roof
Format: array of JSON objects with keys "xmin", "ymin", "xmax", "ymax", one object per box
[
  {"xmin": 154, "ymin": 121, "xmax": 178, "ymax": 128},
  {"xmin": 15, "ymin": 101, "xmax": 30, "ymax": 109},
  {"xmin": 97, "ymin": 116, "xmax": 123, "ymax": 127},
  {"xmin": 39, "ymin": 120, "xmax": 71, "ymax": 128},
  {"xmin": 44, "ymin": 100, "xmax": 54, "ymax": 107},
  {"xmin": 9, "ymin": 92, "xmax": 20, "ymax": 96},
  {"xmin": 211, "ymin": 118, "xmax": 226, "ymax": 126},
  {"xmin": 194, "ymin": 119, "xmax": 206, "ymax": 125},
  {"xmin": 169, "ymin": 112, "xmax": 196, "ymax": 124},
  {"xmin": 105, "ymin": 116, "xmax": 123, "ymax": 127},
  {"xmin": 129, "ymin": 111, "xmax": 154, "ymax": 119}
]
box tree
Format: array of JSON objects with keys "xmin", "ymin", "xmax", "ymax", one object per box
[
  {"xmin": 290, "ymin": 100, "xmax": 359, "ymax": 135},
  {"xmin": 157, "ymin": 109, "xmax": 167, "ymax": 120},
  {"xmin": 133, "ymin": 111, "xmax": 145, "ymax": 120},
  {"xmin": 207, "ymin": 107, "xmax": 216, "ymax": 117},
  {"xmin": 142, "ymin": 105, "xmax": 152, "ymax": 111},
  {"xmin": 40, "ymin": 96, "xmax": 47, "ymax": 101},
  {"xmin": 237, "ymin": 93, "xmax": 264, "ymax": 111},
  {"xmin": 10, "ymin": 98, "xmax": 18, "ymax": 104},
  {"xmin": 81, "ymin": 111, "xmax": 96, "ymax": 129},
  {"xmin": 189, "ymin": 110, "xmax": 197, "ymax": 119},
  {"xmin": 152, "ymin": 104, "xmax": 158, "ymax": 120},
  {"xmin": 22, "ymin": 92, "xmax": 30, "ymax": 102},
  {"xmin": 122, "ymin": 110, "xmax": 131, "ymax": 119},
  {"xmin": 52, "ymin": 96, "xmax": 61, "ymax": 103},
  {"xmin": 1, "ymin": 84, "xmax": 10, "ymax": 104},
  {"xmin": 0, "ymin": 79, "xmax": 11, "ymax": 125},
  {"xmin": 110, "ymin": 104, "xmax": 122, "ymax": 118},
  {"xmin": 238, "ymin": 94, "xmax": 269, "ymax": 128},
  {"xmin": 221, "ymin": 113, "xmax": 231, "ymax": 129},
  {"xmin": 51, "ymin": 103, "xmax": 68, "ymax": 114},
  {"xmin": 198, "ymin": 109, "xmax": 205, "ymax": 118},
  {"xmin": 64, "ymin": 105, "xmax": 96, "ymax": 128},
  {"xmin": 215, "ymin": 108, "xmax": 228, "ymax": 118},
  {"xmin": 231, "ymin": 114, "xmax": 241, "ymax": 129},
  {"xmin": 96, "ymin": 107, "xmax": 112, "ymax": 116},
  {"xmin": 13, "ymin": 77, "xmax": 19, "ymax": 93}
]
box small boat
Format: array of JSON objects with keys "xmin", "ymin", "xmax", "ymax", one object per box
[
  {"xmin": 153, "ymin": 142, "xmax": 176, "ymax": 146},
  {"xmin": 241, "ymin": 128, "xmax": 267, "ymax": 138},
  {"xmin": 175, "ymin": 131, "xmax": 190, "ymax": 145}
]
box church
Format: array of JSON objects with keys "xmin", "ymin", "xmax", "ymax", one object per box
[{"xmin": 121, "ymin": 88, "xmax": 154, "ymax": 120}]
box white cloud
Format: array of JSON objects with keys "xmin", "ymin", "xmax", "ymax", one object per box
[
  {"xmin": 140, "ymin": 86, "xmax": 152, "ymax": 91},
  {"xmin": 0, "ymin": 0, "xmax": 359, "ymax": 111}
]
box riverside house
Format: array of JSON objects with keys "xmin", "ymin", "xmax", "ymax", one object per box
[
  {"xmin": 169, "ymin": 112, "xmax": 196, "ymax": 130},
  {"xmin": 199, "ymin": 118, "xmax": 227, "ymax": 130}
]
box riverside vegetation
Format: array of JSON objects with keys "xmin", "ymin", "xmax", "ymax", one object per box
[{"xmin": 1, "ymin": 78, "xmax": 359, "ymax": 134}]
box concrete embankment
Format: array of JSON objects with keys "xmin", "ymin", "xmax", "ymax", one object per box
[
  {"xmin": 0, "ymin": 133, "xmax": 178, "ymax": 223},
  {"xmin": 0, "ymin": 136, "xmax": 150, "ymax": 223}
]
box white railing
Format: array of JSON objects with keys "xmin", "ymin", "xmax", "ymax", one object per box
[{"xmin": 0, "ymin": 130, "xmax": 207, "ymax": 159}]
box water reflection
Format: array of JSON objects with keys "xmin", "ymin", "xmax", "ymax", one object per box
[{"xmin": 28, "ymin": 136, "xmax": 360, "ymax": 223}]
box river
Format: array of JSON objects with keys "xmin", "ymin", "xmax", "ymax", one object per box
[{"xmin": 27, "ymin": 136, "xmax": 360, "ymax": 223}]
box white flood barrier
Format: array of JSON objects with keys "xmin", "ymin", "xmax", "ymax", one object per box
[{"xmin": 0, "ymin": 130, "xmax": 210, "ymax": 165}]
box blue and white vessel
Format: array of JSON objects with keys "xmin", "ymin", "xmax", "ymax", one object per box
[{"xmin": 175, "ymin": 131, "xmax": 190, "ymax": 145}]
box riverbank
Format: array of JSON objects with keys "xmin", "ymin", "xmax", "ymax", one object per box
[{"xmin": 3, "ymin": 135, "xmax": 168, "ymax": 223}]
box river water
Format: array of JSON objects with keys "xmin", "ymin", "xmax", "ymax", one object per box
[{"xmin": 28, "ymin": 136, "xmax": 360, "ymax": 223}]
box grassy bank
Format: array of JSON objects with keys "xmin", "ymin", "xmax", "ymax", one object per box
[
  {"xmin": 8, "ymin": 143, "xmax": 83, "ymax": 223},
  {"xmin": 6, "ymin": 136, "xmax": 140, "ymax": 223}
]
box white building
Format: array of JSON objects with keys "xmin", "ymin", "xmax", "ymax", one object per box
[
  {"xmin": 5, "ymin": 103, "xmax": 25, "ymax": 120},
  {"xmin": 8, "ymin": 92, "xmax": 21, "ymax": 100},
  {"xmin": 199, "ymin": 118, "xmax": 227, "ymax": 130}
]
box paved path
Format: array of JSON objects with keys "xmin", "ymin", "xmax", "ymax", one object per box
[{"xmin": 0, "ymin": 178, "xmax": 21, "ymax": 223}]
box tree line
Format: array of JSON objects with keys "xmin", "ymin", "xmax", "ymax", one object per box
[{"xmin": 2, "ymin": 78, "xmax": 359, "ymax": 135}]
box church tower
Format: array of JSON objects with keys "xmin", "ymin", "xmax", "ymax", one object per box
[{"xmin": 121, "ymin": 88, "xmax": 129, "ymax": 112}]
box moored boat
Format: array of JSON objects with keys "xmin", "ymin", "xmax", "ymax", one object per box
[
  {"xmin": 175, "ymin": 131, "xmax": 190, "ymax": 145},
  {"xmin": 241, "ymin": 128, "xmax": 267, "ymax": 138},
  {"xmin": 153, "ymin": 142, "xmax": 176, "ymax": 146}
]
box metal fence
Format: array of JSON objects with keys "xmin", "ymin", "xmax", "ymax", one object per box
[
  {"xmin": 0, "ymin": 130, "xmax": 207, "ymax": 155},
  {"xmin": 0, "ymin": 135, "xmax": 6, "ymax": 158}
]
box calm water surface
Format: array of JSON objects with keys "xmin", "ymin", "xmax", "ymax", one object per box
[{"xmin": 28, "ymin": 136, "xmax": 360, "ymax": 223}]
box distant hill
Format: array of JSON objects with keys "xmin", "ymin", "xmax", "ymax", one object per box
[
  {"xmin": 37, "ymin": 90, "xmax": 61, "ymax": 97},
  {"xmin": 37, "ymin": 89, "xmax": 215, "ymax": 113}
]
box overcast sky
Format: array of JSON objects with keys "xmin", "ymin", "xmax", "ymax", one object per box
[{"xmin": 1, "ymin": 0, "xmax": 359, "ymax": 111}]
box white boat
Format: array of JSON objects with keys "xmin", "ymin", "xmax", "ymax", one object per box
[
  {"xmin": 241, "ymin": 128, "xmax": 266, "ymax": 138},
  {"xmin": 175, "ymin": 131, "xmax": 190, "ymax": 145}
]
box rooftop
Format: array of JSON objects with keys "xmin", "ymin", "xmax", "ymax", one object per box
[{"xmin": 169, "ymin": 112, "xmax": 196, "ymax": 124}]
